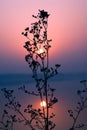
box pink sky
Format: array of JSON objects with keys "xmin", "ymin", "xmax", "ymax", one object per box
[{"xmin": 0, "ymin": 0, "xmax": 87, "ymax": 73}]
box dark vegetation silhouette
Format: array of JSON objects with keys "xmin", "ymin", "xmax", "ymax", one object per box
[
  {"xmin": 0, "ymin": 10, "xmax": 87, "ymax": 130},
  {"xmin": 68, "ymin": 80, "xmax": 87, "ymax": 130}
]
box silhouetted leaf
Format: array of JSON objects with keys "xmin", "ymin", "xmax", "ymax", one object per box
[
  {"xmin": 4, "ymin": 110, "xmax": 8, "ymax": 114},
  {"xmin": 25, "ymin": 27, "xmax": 29, "ymax": 31},
  {"xmin": 80, "ymin": 80, "xmax": 86, "ymax": 83},
  {"xmin": 55, "ymin": 64, "xmax": 61, "ymax": 68},
  {"xmin": 39, "ymin": 10, "xmax": 49, "ymax": 19},
  {"xmin": 24, "ymin": 32, "xmax": 28, "ymax": 37}
]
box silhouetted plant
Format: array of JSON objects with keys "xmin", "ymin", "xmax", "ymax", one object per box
[
  {"xmin": 0, "ymin": 88, "xmax": 35, "ymax": 130},
  {"xmin": 68, "ymin": 80, "xmax": 87, "ymax": 130},
  {"xmin": 0, "ymin": 10, "xmax": 60, "ymax": 130},
  {"xmin": 21, "ymin": 9, "xmax": 60, "ymax": 130}
]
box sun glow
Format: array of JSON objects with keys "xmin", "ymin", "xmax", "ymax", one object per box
[
  {"xmin": 40, "ymin": 100, "xmax": 46, "ymax": 107},
  {"xmin": 39, "ymin": 48, "xmax": 44, "ymax": 54},
  {"xmin": 37, "ymin": 48, "xmax": 44, "ymax": 55},
  {"xmin": 36, "ymin": 44, "xmax": 45, "ymax": 55}
]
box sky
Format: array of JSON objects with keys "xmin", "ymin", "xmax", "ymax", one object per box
[
  {"xmin": 0, "ymin": 0, "xmax": 87, "ymax": 74},
  {"xmin": 0, "ymin": 1, "xmax": 87, "ymax": 130}
]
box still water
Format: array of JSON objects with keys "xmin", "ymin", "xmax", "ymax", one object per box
[{"xmin": 0, "ymin": 73, "xmax": 87, "ymax": 130}]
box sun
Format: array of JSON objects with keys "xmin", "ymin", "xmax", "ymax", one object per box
[
  {"xmin": 39, "ymin": 48, "xmax": 44, "ymax": 54},
  {"xmin": 40, "ymin": 100, "xmax": 46, "ymax": 107},
  {"xmin": 37, "ymin": 48, "xmax": 44, "ymax": 54}
]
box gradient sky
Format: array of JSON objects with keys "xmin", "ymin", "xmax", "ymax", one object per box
[
  {"xmin": 0, "ymin": 1, "xmax": 87, "ymax": 130},
  {"xmin": 0, "ymin": 0, "xmax": 87, "ymax": 74}
]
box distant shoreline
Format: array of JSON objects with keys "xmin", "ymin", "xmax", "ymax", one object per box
[{"xmin": 0, "ymin": 73, "xmax": 87, "ymax": 87}]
